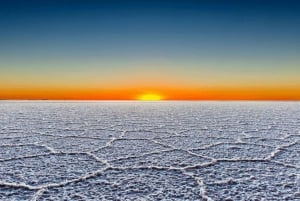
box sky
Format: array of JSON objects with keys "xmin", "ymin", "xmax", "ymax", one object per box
[{"xmin": 0, "ymin": 0, "xmax": 300, "ymax": 100}]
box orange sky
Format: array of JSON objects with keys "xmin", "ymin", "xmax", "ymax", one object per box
[{"xmin": 1, "ymin": 86, "xmax": 299, "ymax": 100}]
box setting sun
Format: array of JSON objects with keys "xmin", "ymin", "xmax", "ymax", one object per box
[{"xmin": 137, "ymin": 93, "xmax": 163, "ymax": 101}]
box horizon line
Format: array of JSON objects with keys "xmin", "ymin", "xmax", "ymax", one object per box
[{"xmin": 1, "ymin": 99, "xmax": 300, "ymax": 102}]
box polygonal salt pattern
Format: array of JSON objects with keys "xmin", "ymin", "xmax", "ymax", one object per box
[
  {"xmin": 110, "ymin": 149, "xmax": 212, "ymax": 168},
  {"xmin": 0, "ymin": 145, "xmax": 50, "ymax": 160},
  {"xmin": 272, "ymin": 149, "xmax": 300, "ymax": 167},
  {"xmin": 193, "ymin": 143, "xmax": 275, "ymax": 160},
  {"xmin": 94, "ymin": 139, "xmax": 168, "ymax": 160},
  {"xmin": 0, "ymin": 101, "xmax": 299, "ymax": 200},
  {"xmin": 156, "ymin": 135, "xmax": 233, "ymax": 150},
  {"xmin": 79, "ymin": 129, "xmax": 123, "ymax": 139},
  {"xmin": 0, "ymin": 153, "xmax": 105, "ymax": 186},
  {"xmin": 179, "ymin": 128, "xmax": 237, "ymax": 139},
  {"xmin": 39, "ymin": 137, "xmax": 108, "ymax": 153},
  {"xmin": 189, "ymin": 161, "xmax": 299, "ymax": 201},
  {"xmin": 241, "ymin": 137, "xmax": 292, "ymax": 147},
  {"xmin": 39, "ymin": 168, "xmax": 203, "ymax": 201},
  {"xmin": 123, "ymin": 130, "xmax": 174, "ymax": 139}
]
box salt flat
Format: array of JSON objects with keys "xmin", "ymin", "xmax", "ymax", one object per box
[{"xmin": 0, "ymin": 101, "xmax": 299, "ymax": 201}]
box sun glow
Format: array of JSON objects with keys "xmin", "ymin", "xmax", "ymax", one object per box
[{"xmin": 138, "ymin": 93, "xmax": 163, "ymax": 101}]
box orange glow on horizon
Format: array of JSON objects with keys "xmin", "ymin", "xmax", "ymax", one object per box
[{"xmin": 0, "ymin": 86, "xmax": 300, "ymax": 100}]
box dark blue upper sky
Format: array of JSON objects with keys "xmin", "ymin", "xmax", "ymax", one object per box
[{"xmin": 1, "ymin": 0, "xmax": 300, "ymax": 60}]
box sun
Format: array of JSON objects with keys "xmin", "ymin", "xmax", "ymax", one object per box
[{"xmin": 137, "ymin": 93, "xmax": 163, "ymax": 101}]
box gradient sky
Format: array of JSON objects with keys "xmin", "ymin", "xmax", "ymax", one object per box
[{"xmin": 1, "ymin": 0, "xmax": 300, "ymax": 100}]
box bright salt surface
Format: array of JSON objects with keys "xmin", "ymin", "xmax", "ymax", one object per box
[{"xmin": 0, "ymin": 101, "xmax": 299, "ymax": 200}]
